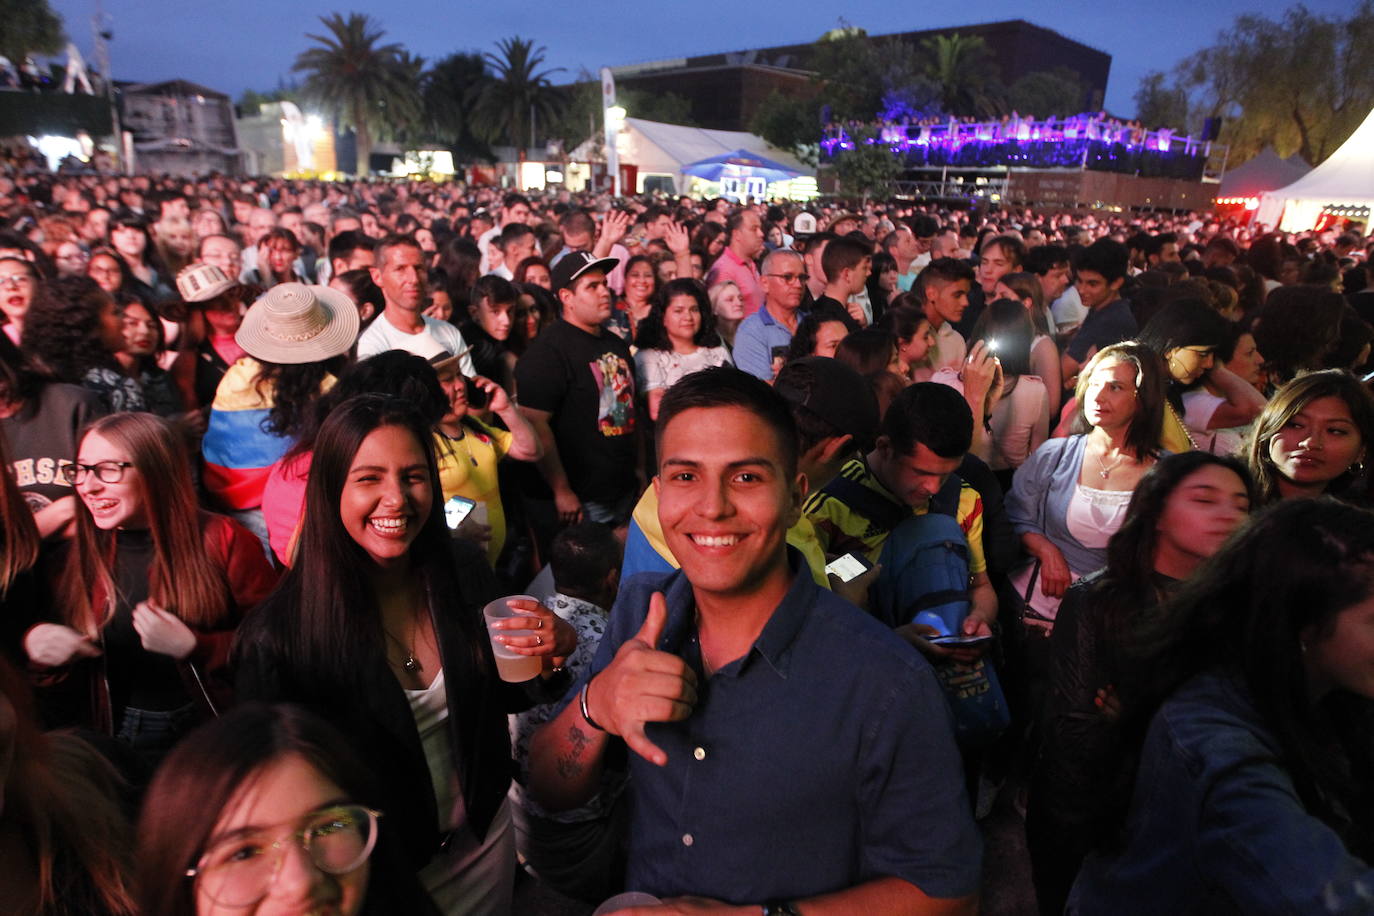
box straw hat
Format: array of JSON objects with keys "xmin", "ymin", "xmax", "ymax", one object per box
[
  {"xmin": 235, "ymin": 283, "xmax": 359, "ymax": 365},
  {"xmin": 176, "ymin": 262, "xmax": 236, "ymax": 303}
]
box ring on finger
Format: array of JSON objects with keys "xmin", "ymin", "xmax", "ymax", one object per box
[
  {"xmin": 535, "ymin": 635, "xmax": 544, "ymax": 646},
  {"xmin": 534, "ymin": 619, "xmax": 543, "ymax": 628}
]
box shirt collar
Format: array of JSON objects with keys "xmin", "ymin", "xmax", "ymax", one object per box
[{"xmin": 658, "ymin": 547, "xmax": 817, "ymax": 680}]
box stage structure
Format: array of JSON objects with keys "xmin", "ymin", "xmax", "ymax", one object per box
[{"xmin": 823, "ymin": 115, "xmax": 1228, "ymax": 211}]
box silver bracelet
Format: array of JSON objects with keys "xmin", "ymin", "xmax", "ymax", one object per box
[{"xmin": 579, "ymin": 681, "xmax": 606, "ymax": 732}]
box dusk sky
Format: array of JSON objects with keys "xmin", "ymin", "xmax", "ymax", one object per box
[{"xmin": 50, "ymin": 0, "xmax": 1353, "ymax": 119}]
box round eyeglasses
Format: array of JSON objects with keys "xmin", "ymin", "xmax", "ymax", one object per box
[{"xmin": 186, "ymin": 804, "xmax": 381, "ymax": 907}]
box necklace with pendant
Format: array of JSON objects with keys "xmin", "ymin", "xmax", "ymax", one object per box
[
  {"xmin": 1095, "ymin": 448, "xmax": 1125, "ymax": 480},
  {"xmin": 384, "ymin": 628, "xmax": 421, "ymax": 673}
]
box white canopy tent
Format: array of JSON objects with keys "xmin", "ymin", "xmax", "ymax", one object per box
[
  {"xmin": 1257, "ymin": 108, "xmax": 1374, "ymax": 230},
  {"xmin": 570, "ymin": 117, "xmax": 813, "ymax": 194}
]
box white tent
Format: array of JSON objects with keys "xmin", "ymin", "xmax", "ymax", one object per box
[
  {"xmin": 570, "ymin": 117, "xmax": 812, "ymax": 193},
  {"xmin": 1257, "ymin": 108, "xmax": 1374, "ymax": 230}
]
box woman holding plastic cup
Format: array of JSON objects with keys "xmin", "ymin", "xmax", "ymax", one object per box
[{"xmin": 234, "ymin": 394, "xmax": 575, "ymax": 915}]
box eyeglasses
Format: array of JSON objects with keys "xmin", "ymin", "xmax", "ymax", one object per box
[
  {"xmin": 0, "ymin": 274, "xmax": 34, "ymax": 288},
  {"xmin": 187, "ymin": 804, "xmax": 381, "ymax": 907},
  {"xmin": 60, "ymin": 461, "xmax": 133, "ymax": 485},
  {"xmin": 765, "ymin": 272, "xmax": 809, "ymax": 284}
]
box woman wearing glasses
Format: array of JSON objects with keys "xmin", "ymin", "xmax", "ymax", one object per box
[
  {"xmin": 137, "ymin": 703, "xmax": 436, "ymax": 915},
  {"xmin": 20, "ymin": 412, "xmax": 277, "ymax": 763},
  {"xmin": 1138, "ymin": 301, "xmax": 1266, "ymax": 455}
]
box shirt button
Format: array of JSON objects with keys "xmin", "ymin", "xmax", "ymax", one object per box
[
  {"xmin": 693, "ymin": 746, "xmax": 707, "ymax": 761},
  {"xmin": 682, "ymin": 833, "xmax": 694, "ymax": 847}
]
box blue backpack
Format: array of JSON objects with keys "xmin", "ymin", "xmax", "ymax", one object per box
[
  {"xmin": 820, "ymin": 472, "xmax": 969, "ymax": 631},
  {"xmin": 821, "ymin": 471, "xmax": 1009, "ymax": 748}
]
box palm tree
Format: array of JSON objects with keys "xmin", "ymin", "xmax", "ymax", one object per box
[
  {"xmin": 292, "ymin": 13, "xmax": 420, "ymax": 175},
  {"xmin": 469, "ymin": 37, "xmax": 566, "ymax": 156},
  {"xmin": 421, "ymin": 52, "xmax": 495, "ymax": 162},
  {"xmin": 921, "ymin": 33, "xmax": 1004, "ymax": 119}
]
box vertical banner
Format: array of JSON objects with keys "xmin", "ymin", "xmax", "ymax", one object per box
[{"xmin": 600, "ymin": 67, "xmax": 620, "ymax": 197}]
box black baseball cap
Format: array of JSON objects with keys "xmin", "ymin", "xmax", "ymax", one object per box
[{"xmin": 550, "ymin": 251, "xmax": 619, "ymax": 292}]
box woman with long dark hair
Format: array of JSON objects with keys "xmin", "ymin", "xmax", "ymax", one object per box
[
  {"xmin": 108, "ymin": 214, "xmax": 172, "ymax": 303},
  {"xmin": 610, "ymin": 254, "xmax": 657, "ymax": 342},
  {"xmin": 1069, "ymin": 498, "xmax": 1374, "ymax": 913},
  {"xmin": 234, "ymin": 396, "xmax": 575, "ymax": 914},
  {"xmin": 136, "ymin": 703, "xmax": 436, "ymax": 916},
  {"xmin": 1246, "ymin": 369, "xmax": 1374, "ymax": 507},
  {"xmin": 22, "ymin": 412, "xmax": 276, "ymax": 761},
  {"xmin": 632, "ymin": 278, "xmax": 732, "ymax": 421},
  {"xmin": 1028, "ymin": 451, "xmax": 1254, "ymax": 913}
]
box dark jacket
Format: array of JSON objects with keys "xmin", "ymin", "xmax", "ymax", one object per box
[
  {"xmin": 26, "ymin": 512, "xmax": 278, "ymax": 733},
  {"xmin": 1027, "ymin": 570, "xmax": 1175, "ymax": 913},
  {"xmin": 233, "ymin": 537, "xmax": 567, "ymax": 869}
]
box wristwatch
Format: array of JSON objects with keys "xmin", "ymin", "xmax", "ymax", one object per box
[{"xmin": 761, "ymin": 902, "xmax": 801, "ymax": 916}]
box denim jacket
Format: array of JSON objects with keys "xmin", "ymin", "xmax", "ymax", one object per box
[{"xmin": 1068, "ymin": 671, "xmax": 1374, "ymax": 914}]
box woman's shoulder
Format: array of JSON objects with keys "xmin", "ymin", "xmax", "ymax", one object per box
[
  {"xmin": 1028, "ymin": 433, "xmax": 1085, "ymax": 465},
  {"xmin": 1154, "ymin": 671, "xmax": 1279, "ymax": 764}
]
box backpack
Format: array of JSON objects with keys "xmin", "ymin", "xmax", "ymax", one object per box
[
  {"xmin": 821, "ymin": 470, "xmax": 1009, "ymax": 748},
  {"xmin": 821, "ymin": 472, "xmax": 968, "ymax": 631}
]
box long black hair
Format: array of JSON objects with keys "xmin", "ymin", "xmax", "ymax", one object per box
[
  {"xmin": 632, "ymin": 278, "xmax": 721, "ymax": 351},
  {"xmin": 1137, "ymin": 299, "xmax": 1234, "ymax": 408},
  {"xmin": 255, "ymin": 356, "xmax": 350, "ymax": 440},
  {"xmin": 239, "ymin": 395, "xmax": 484, "ymax": 691},
  {"xmin": 1100, "ymin": 451, "xmax": 1254, "ymax": 605},
  {"xmin": 1120, "ymin": 498, "xmax": 1374, "ymax": 858}
]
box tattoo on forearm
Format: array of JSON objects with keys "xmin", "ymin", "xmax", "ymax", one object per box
[{"xmin": 555, "ymin": 723, "xmax": 592, "ymax": 780}]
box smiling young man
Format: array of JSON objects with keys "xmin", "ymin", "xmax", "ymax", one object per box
[{"xmin": 528, "ymin": 368, "xmax": 981, "ymax": 915}]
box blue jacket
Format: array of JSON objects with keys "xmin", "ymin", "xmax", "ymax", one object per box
[{"xmin": 1069, "ymin": 671, "xmax": 1374, "ymax": 914}]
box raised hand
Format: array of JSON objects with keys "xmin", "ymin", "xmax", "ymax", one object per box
[{"xmin": 586, "ymin": 592, "xmax": 697, "ymax": 766}]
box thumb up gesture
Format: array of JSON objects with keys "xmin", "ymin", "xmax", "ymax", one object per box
[{"xmin": 584, "ymin": 592, "xmax": 698, "ymax": 767}]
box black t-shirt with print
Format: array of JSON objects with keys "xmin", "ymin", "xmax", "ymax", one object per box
[
  {"xmin": 2, "ymin": 382, "xmax": 105, "ymax": 512},
  {"xmin": 515, "ymin": 319, "xmax": 638, "ymax": 504}
]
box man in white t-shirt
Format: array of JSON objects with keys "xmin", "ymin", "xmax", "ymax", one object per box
[
  {"xmin": 356, "ymin": 234, "xmax": 476, "ymax": 375},
  {"xmin": 915, "ymin": 257, "xmax": 974, "ymax": 372}
]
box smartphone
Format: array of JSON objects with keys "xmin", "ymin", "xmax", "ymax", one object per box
[
  {"xmin": 928, "ymin": 633, "xmax": 996, "ymax": 647},
  {"xmin": 824, "ymin": 552, "xmax": 874, "ymax": 583},
  {"xmin": 985, "ymin": 339, "xmax": 1000, "ymax": 353},
  {"xmin": 444, "ymin": 495, "xmax": 477, "ymax": 530}
]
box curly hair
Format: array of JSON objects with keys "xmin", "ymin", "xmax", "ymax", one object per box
[
  {"xmin": 254, "ymin": 356, "xmax": 349, "ymax": 440},
  {"xmin": 20, "ymin": 274, "xmax": 121, "ymax": 383},
  {"xmin": 632, "ymin": 278, "xmax": 721, "ymax": 351}
]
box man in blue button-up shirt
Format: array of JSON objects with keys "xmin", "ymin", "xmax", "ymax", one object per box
[{"xmin": 529, "ymin": 367, "xmax": 981, "ymax": 914}]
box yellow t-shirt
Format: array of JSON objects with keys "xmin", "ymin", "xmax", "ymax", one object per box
[
  {"xmin": 433, "ymin": 419, "xmax": 512, "ymax": 566},
  {"xmin": 802, "ymin": 458, "xmax": 987, "ymax": 574}
]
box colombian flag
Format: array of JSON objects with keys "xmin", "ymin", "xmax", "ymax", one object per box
[{"xmin": 201, "ymin": 358, "xmax": 290, "ymax": 511}]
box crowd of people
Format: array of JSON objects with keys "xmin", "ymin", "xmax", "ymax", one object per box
[{"xmin": 1, "ymin": 162, "xmax": 1373, "ymax": 916}]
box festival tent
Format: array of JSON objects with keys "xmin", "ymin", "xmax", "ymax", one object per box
[
  {"xmin": 569, "ymin": 117, "xmax": 812, "ymax": 193},
  {"xmin": 1217, "ymin": 148, "xmax": 1311, "ymax": 201},
  {"xmin": 1257, "ymin": 108, "xmax": 1374, "ymax": 230}
]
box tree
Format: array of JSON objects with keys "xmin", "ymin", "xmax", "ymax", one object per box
[
  {"xmin": 292, "ymin": 13, "xmax": 420, "ymax": 175},
  {"xmin": 832, "ymin": 127, "xmax": 901, "ymax": 202},
  {"xmin": 419, "ymin": 52, "xmax": 494, "ymax": 162},
  {"xmin": 1007, "ymin": 67, "xmax": 1090, "ymax": 118},
  {"xmin": 0, "ymin": 0, "xmax": 64, "ymax": 64},
  {"xmin": 469, "ymin": 36, "xmax": 565, "ymax": 156},
  {"xmin": 1155, "ymin": 2, "xmax": 1374, "ymax": 164},
  {"xmin": 1133, "ymin": 71, "xmax": 1189, "ymax": 130},
  {"xmin": 750, "ymin": 90, "xmax": 821, "ymax": 166},
  {"xmin": 920, "ymin": 33, "xmax": 1004, "ymax": 119}
]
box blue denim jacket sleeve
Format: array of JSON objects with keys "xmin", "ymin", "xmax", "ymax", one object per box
[{"xmin": 1070, "ymin": 672, "xmax": 1374, "ymax": 915}]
